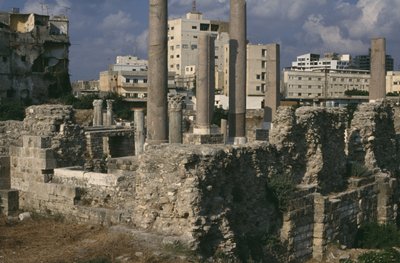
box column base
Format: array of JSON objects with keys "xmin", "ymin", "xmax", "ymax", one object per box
[
  {"xmin": 231, "ymin": 137, "xmax": 247, "ymax": 145},
  {"xmin": 183, "ymin": 133, "xmax": 224, "ymax": 145}
]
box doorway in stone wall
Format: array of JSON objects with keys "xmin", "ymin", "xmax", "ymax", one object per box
[{"xmin": 108, "ymin": 135, "xmax": 134, "ymax": 158}]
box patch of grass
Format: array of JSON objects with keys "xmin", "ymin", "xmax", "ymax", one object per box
[
  {"xmin": 355, "ymin": 223, "xmax": 400, "ymax": 249},
  {"xmin": 357, "ymin": 248, "xmax": 400, "ymax": 263}
]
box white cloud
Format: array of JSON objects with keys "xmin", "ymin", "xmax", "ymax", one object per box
[{"xmin": 100, "ymin": 11, "xmax": 138, "ymax": 32}]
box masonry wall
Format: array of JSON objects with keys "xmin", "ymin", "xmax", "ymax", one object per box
[
  {"xmin": 0, "ymin": 121, "xmax": 24, "ymax": 156},
  {"xmin": 3, "ymin": 102, "xmax": 400, "ymax": 262}
]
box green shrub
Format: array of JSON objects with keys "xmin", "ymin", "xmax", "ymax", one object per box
[
  {"xmin": 358, "ymin": 248, "xmax": 400, "ymax": 263},
  {"xmin": 266, "ymin": 174, "xmax": 296, "ymax": 213},
  {"xmin": 355, "ymin": 223, "xmax": 400, "ymax": 249}
]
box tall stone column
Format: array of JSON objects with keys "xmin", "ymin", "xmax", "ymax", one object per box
[
  {"xmin": 147, "ymin": 0, "xmax": 168, "ymax": 144},
  {"xmin": 92, "ymin": 99, "xmax": 103, "ymax": 127},
  {"xmin": 106, "ymin": 99, "xmax": 114, "ymax": 126},
  {"xmin": 168, "ymin": 95, "xmax": 184, "ymax": 143},
  {"xmin": 369, "ymin": 38, "xmax": 386, "ymax": 102},
  {"xmin": 264, "ymin": 44, "xmax": 280, "ymax": 129},
  {"xmin": 228, "ymin": 0, "xmax": 247, "ymax": 144},
  {"xmin": 194, "ymin": 33, "xmax": 215, "ymax": 134},
  {"xmin": 134, "ymin": 109, "xmax": 145, "ymax": 155}
]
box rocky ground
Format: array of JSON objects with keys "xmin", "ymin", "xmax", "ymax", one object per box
[{"xmin": 0, "ymin": 214, "xmax": 194, "ymax": 263}]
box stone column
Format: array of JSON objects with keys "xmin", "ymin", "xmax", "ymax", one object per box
[
  {"xmin": 194, "ymin": 33, "xmax": 215, "ymax": 134},
  {"xmin": 221, "ymin": 118, "xmax": 228, "ymax": 144},
  {"xmin": 92, "ymin": 99, "xmax": 103, "ymax": 126},
  {"xmin": 134, "ymin": 109, "xmax": 145, "ymax": 155},
  {"xmin": 263, "ymin": 44, "xmax": 280, "ymax": 130},
  {"xmin": 168, "ymin": 95, "xmax": 184, "ymax": 143},
  {"xmin": 228, "ymin": 0, "xmax": 247, "ymax": 144},
  {"xmin": 147, "ymin": 0, "xmax": 168, "ymax": 144},
  {"xmin": 369, "ymin": 38, "xmax": 386, "ymax": 102},
  {"xmin": 106, "ymin": 100, "xmax": 114, "ymax": 126}
]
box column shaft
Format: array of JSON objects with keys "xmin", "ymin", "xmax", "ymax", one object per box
[
  {"xmin": 147, "ymin": 0, "xmax": 168, "ymax": 144},
  {"xmin": 370, "ymin": 38, "xmax": 386, "ymax": 101},
  {"xmin": 134, "ymin": 109, "xmax": 145, "ymax": 155}
]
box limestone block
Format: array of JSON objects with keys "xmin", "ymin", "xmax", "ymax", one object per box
[
  {"xmin": 22, "ymin": 136, "xmax": 51, "ymax": 149},
  {"xmin": 0, "ymin": 189, "xmax": 19, "ymax": 215}
]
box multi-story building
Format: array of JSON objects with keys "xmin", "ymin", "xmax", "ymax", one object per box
[
  {"xmin": 0, "ymin": 10, "xmax": 70, "ymax": 103},
  {"xmin": 283, "ymin": 68, "xmax": 370, "ymax": 99},
  {"xmin": 291, "ymin": 53, "xmax": 351, "ymax": 71},
  {"xmin": 99, "ymin": 56, "xmax": 175, "ymax": 101},
  {"xmin": 352, "ymin": 50, "xmax": 394, "ymax": 71},
  {"xmin": 167, "ymin": 8, "xmax": 229, "ymax": 89},
  {"xmin": 386, "ymin": 71, "xmax": 400, "ymax": 94},
  {"xmin": 72, "ymin": 80, "xmax": 99, "ymax": 97},
  {"xmin": 223, "ymin": 43, "xmax": 280, "ymax": 97}
]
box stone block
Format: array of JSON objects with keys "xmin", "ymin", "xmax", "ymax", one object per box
[
  {"xmin": 22, "ymin": 136, "xmax": 51, "ymax": 149},
  {"xmin": 183, "ymin": 133, "xmax": 224, "ymax": 145},
  {"xmin": 0, "ymin": 156, "xmax": 10, "ymax": 189},
  {"xmin": 0, "ymin": 189, "xmax": 19, "ymax": 215}
]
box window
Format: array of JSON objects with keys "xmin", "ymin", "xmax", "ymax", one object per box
[
  {"xmin": 262, "ymin": 49, "xmax": 267, "ymax": 57},
  {"xmin": 192, "ymin": 26, "xmax": 197, "ymax": 29},
  {"xmin": 182, "ymin": 44, "xmax": 189, "ymax": 49},
  {"xmin": 261, "ymin": 61, "xmax": 266, "ymax": 68},
  {"xmin": 191, "ymin": 44, "xmax": 197, "ymax": 49},
  {"xmin": 170, "ymin": 55, "xmax": 174, "ymax": 58},
  {"xmin": 193, "ymin": 35, "xmax": 198, "ymax": 39},
  {"xmin": 261, "ymin": 73, "xmax": 266, "ymax": 81},
  {"xmin": 261, "ymin": 84, "xmax": 266, "ymax": 92},
  {"xmin": 256, "ymin": 74, "xmax": 260, "ymax": 80},
  {"xmin": 210, "ymin": 24, "xmax": 219, "ymax": 31},
  {"xmin": 170, "ymin": 46, "xmax": 174, "ymax": 51},
  {"xmin": 200, "ymin": 23, "xmax": 209, "ymax": 31},
  {"xmin": 170, "ymin": 36, "xmax": 174, "ymax": 40},
  {"xmin": 176, "ymin": 54, "xmax": 180, "ymax": 58},
  {"xmin": 171, "ymin": 26, "xmax": 174, "ymax": 30},
  {"xmin": 256, "ymin": 86, "xmax": 260, "ymax": 91}
]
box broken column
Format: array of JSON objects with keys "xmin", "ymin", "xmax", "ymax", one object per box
[
  {"xmin": 105, "ymin": 100, "xmax": 114, "ymax": 127},
  {"xmin": 134, "ymin": 109, "xmax": 145, "ymax": 155},
  {"xmin": 221, "ymin": 118, "xmax": 228, "ymax": 144},
  {"xmin": 194, "ymin": 33, "xmax": 215, "ymax": 134},
  {"xmin": 369, "ymin": 38, "xmax": 386, "ymax": 102},
  {"xmin": 228, "ymin": 0, "xmax": 247, "ymax": 144},
  {"xmin": 92, "ymin": 99, "xmax": 103, "ymax": 126},
  {"xmin": 147, "ymin": 0, "xmax": 168, "ymax": 144},
  {"xmin": 168, "ymin": 95, "xmax": 184, "ymax": 144}
]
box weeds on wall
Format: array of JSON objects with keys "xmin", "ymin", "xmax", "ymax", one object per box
[
  {"xmin": 346, "ymin": 162, "xmax": 373, "ymax": 178},
  {"xmin": 266, "ymin": 173, "xmax": 297, "ymax": 213}
]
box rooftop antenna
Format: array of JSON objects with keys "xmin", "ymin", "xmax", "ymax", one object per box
[{"xmin": 192, "ymin": 0, "xmax": 197, "ymax": 12}]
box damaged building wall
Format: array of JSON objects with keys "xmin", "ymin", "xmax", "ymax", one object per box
[{"xmin": 0, "ymin": 12, "xmax": 70, "ymax": 103}]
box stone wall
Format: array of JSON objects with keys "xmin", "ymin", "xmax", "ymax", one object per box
[
  {"xmin": 0, "ymin": 156, "xmax": 10, "ymax": 189},
  {"xmin": 270, "ymin": 106, "xmax": 348, "ymax": 194},
  {"xmin": 348, "ymin": 102, "xmax": 398, "ymax": 173},
  {"xmin": 0, "ymin": 121, "xmax": 24, "ymax": 156},
  {"xmin": 3, "ymin": 102, "xmax": 400, "ymax": 262}
]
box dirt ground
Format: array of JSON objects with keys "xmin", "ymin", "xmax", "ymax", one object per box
[{"xmin": 0, "ymin": 214, "xmax": 193, "ymax": 263}]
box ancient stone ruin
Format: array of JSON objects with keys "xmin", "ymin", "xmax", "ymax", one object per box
[{"xmin": 0, "ymin": 101, "xmax": 399, "ymax": 262}]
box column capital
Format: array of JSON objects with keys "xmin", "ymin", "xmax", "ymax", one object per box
[{"xmin": 168, "ymin": 94, "xmax": 185, "ymax": 111}]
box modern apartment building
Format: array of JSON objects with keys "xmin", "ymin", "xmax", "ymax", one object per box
[
  {"xmin": 167, "ymin": 9, "xmax": 229, "ymax": 89},
  {"xmin": 291, "ymin": 53, "xmax": 351, "ymax": 71},
  {"xmin": 223, "ymin": 43, "xmax": 280, "ymax": 97},
  {"xmin": 352, "ymin": 51, "xmax": 394, "ymax": 72},
  {"xmin": 386, "ymin": 71, "xmax": 400, "ymax": 94},
  {"xmin": 283, "ymin": 68, "xmax": 370, "ymax": 99},
  {"xmin": 99, "ymin": 56, "xmax": 175, "ymax": 101}
]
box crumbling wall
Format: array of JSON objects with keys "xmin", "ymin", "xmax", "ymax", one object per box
[
  {"xmin": 245, "ymin": 109, "xmax": 264, "ymax": 142},
  {"xmin": 348, "ymin": 101, "xmax": 399, "ymax": 174},
  {"xmin": 270, "ymin": 106, "xmax": 348, "ymax": 194},
  {"xmin": 132, "ymin": 144, "xmax": 282, "ymax": 259},
  {"xmin": 24, "ymin": 105, "xmax": 85, "ymax": 167},
  {"xmin": 0, "ymin": 120, "xmax": 24, "ymax": 156}
]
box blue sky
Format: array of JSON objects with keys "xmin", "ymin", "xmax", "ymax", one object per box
[{"xmin": 0, "ymin": 0, "xmax": 399, "ymax": 81}]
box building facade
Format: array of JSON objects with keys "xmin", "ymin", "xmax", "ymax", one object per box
[
  {"xmin": 99, "ymin": 56, "xmax": 175, "ymax": 101},
  {"xmin": 0, "ymin": 10, "xmax": 70, "ymax": 103},
  {"xmin": 386, "ymin": 71, "xmax": 400, "ymax": 94},
  {"xmin": 291, "ymin": 53, "xmax": 351, "ymax": 71},
  {"xmin": 283, "ymin": 69, "xmax": 370, "ymax": 99},
  {"xmin": 167, "ymin": 9, "xmax": 229, "ymax": 89}
]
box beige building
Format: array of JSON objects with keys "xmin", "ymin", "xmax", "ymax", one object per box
[
  {"xmin": 99, "ymin": 56, "xmax": 175, "ymax": 101},
  {"xmin": 283, "ymin": 69, "xmax": 370, "ymax": 99},
  {"xmin": 223, "ymin": 43, "xmax": 280, "ymax": 97},
  {"xmin": 168, "ymin": 9, "xmax": 229, "ymax": 89},
  {"xmin": 386, "ymin": 71, "xmax": 400, "ymax": 94}
]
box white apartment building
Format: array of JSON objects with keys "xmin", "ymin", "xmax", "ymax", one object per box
[
  {"xmin": 283, "ymin": 69, "xmax": 370, "ymax": 99},
  {"xmin": 386, "ymin": 71, "xmax": 400, "ymax": 94},
  {"xmin": 168, "ymin": 10, "xmax": 229, "ymax": 89},
  {"xmin": 223, "ymin": 43, "xmax": 280, "ymax": 97},
  {"xmin": 100, "ymin": 56, "xmax": 175, "ymax": 101},
  {"xmin": 292, "ymin": 53, "xmax": 351, "ymax": 71}
]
